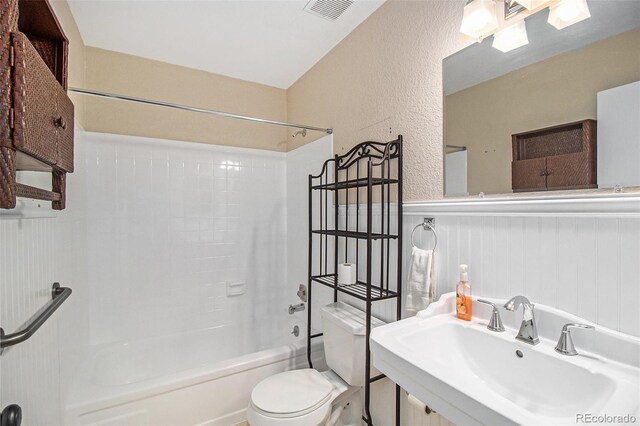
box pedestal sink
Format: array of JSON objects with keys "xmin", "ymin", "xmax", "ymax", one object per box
[{"xmin": 370, "ymin": 293, "xmax": 640, "ymax": 425}]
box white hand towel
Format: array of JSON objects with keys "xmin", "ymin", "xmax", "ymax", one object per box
[{"xmin": 405, "ymin": 247, "xmax": 436, "ymax": 312}]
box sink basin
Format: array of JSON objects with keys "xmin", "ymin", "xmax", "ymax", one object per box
[{"xmin": 371, "ymin": 293, "xmax": 640, "ymax": 425}]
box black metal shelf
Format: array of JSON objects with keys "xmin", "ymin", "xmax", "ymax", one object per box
[
  {"xmin": 311, "ymin": 177, "xmax": 398, "ymax": 191},
  {"xmin": 307, "ymin": 136, "xmax": 403, "ymax": 426},
  {"xmin": 311, "ymin": 274, "xmax": 398, "ymax": 301},
  {"xmin": 311, "ymin": 229, "xmax": 398, "ymax": 240}
]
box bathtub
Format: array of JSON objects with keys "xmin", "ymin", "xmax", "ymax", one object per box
[{"xmin": 65, "ymin": 324, "xmax": 325, "ymax": 425}]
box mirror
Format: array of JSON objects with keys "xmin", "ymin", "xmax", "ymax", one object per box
[{"xmin": 443, "ymin": 1, "xmax": 640, "ymax": 197}]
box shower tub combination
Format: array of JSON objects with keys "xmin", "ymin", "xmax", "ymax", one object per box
[
  {"xmin": 63, "ymin": 132, "xmax": 334, "ymax": 425},
  {"xmin": 66, "ymin": 323, "xmax": 325, "ymax": 425}
]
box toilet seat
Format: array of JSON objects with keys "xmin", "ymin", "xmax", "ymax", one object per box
[{"xmin": 250, "ymin": 369, "xmax": 333, "ymax": 417}]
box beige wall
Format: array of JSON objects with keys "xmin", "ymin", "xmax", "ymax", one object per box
[
  {"xmin": 445, "ymin": 29, "xmax": 640, "ymax": 195},
  {"xmin": 83, "ymin": 47, "xmax": 288, "ymax": 151},
  {"xmin": 286, "ymin": 0, "xmax": 470, "ymax": 201}
]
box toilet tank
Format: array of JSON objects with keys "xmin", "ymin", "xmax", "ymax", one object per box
[{"xmin": 321, "ymin": 302, "xmax": 386, "ymax": 386}]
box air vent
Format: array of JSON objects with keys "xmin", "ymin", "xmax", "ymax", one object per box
[{"xmin": 303, "ymin": 0, "xmax": 354, "ymax": 21}]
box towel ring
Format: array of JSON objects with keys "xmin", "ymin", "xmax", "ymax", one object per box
[{"xmin": 411, "ymin": 218, "xmax": 437, "ymax": 252}]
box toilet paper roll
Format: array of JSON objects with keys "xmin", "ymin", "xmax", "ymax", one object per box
[{"xmin": 337, "ymin": 263, "xmax": 356, "ymax": 285}]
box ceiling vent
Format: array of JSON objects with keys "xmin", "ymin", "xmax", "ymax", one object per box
[{"xmin": 303, "ymin": 0, "xmax": 354, "ymax": 21}]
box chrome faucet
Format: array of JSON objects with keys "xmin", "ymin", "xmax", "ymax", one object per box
[
  {"xmin": 504, "ymin": 296, "xmax": 539, "ymax": 345},
  {"xmin": 477, "ymin": 299, "xmax": 505, "ymax": 332},
  {"xmin": 555, "ymin": 323, "xmax": 594, "ymax": 356}
]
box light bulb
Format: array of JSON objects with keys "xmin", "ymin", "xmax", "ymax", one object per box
[
  {"xmin": 469, "ymin": 9, "xmax": 493, "ymax": 31},
  {"xmin": 460, "ymin": 0, "xmax": 499, "ymax": 40},
  {"xmin": 548, "ymin": 0, "xmax": 591, "ymax": 30},
  {"xmin": 492, "ymin": 19, "xmax": 529, "ymax": 52},
  {"xmin": 556, "ymin": 1, "xmax": 580, "ymax": 20}
]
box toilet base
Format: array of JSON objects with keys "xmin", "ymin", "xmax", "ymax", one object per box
[{"xmin": 247, "ymin": 370, "xmax": 362, "ymax": 426}]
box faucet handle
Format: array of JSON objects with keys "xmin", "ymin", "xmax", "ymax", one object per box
[
  {"xmin": 477, "ymin": 299, "xmax": 505, "ymax": 332},
  {"xmin": 555, "ymin": 323, "xmax": 595, "ymax": 356}
]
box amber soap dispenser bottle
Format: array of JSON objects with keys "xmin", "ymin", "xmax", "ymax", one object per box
[{"xmin": 456, "ymin": 264, "xmax": 472, "ymax": 321}]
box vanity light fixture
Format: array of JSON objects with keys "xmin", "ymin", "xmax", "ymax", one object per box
[
  {"xmin": 547, "ymin": 0, "xmax": 591, "ymax": 30},
  {"xmin": 492, "ymin": 19, "xmax": 529, "ymax": 52},
  {"xmin": 459, "ymin": 0, "xmax": 592, "ymax": 52},
  {"xmin": 511, "ymin": 0, "xmax": 546, "ymax": 10},
  {"xmin": 459, "ymin": 0, "xmax": 499, "ymax": 40}
]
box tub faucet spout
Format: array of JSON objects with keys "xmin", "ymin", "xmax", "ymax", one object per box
[{"xmin": 288, "ymin": 303, "xmax": 305, "ymax": 315}]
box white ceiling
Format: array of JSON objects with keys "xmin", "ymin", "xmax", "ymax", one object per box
[{"xmin": 67, "ymin": 0, "xmax": 385, "ymax": 89}]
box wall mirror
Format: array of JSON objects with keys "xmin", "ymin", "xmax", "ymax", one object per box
[{"xmin": 443, "ymin": 1, "xmax": 640, "ymax": 197}]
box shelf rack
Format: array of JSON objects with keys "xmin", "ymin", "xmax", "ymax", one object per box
[{"xmin": 307, "ymin": 136, "xmax": 403, "ymax": 426}]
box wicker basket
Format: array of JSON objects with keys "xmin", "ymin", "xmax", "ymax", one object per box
[{"xmin": 0, "ymin": 0, "xmax": 74, "ymax": 210}]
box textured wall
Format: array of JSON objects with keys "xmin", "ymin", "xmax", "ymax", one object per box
[
  {"xmin": 286, "ymin": 0, "xmax": 471, "ymax": 201},
  {"xmin": 445, "ymin": 29, "xmax": 640, "ymax": 195}
]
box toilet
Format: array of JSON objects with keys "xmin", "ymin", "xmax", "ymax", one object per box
[{"xmin": 247, "ymin": 301, "xmax": 385, "ymax": 426}]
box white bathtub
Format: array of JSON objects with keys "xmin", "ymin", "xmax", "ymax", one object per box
[{"xmin": 65, "ymin": 324, "xmax": 325, "ymax": 425}]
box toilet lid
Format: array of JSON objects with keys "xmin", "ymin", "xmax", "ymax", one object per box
[{"xmin": 251, "ymin": 369, "xmax": 333, "ymax": 415}]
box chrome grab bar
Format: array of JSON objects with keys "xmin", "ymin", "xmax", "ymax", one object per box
[{"xmin": 0, "ymin": 283, "xmax": 72, "ymax": 353}]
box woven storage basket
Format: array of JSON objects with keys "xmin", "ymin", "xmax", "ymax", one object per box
[
  {"xmin": 0, "ymin": 0, "xmax": 18, "ymax": 208},
  {"xmin": 0, "ymin": 0, "xmax": 74, "ymax": 209},
  {"xmin": 1, "ymin": 0, "xmax": 18, "ymax": 146},
  {"xmin": 12, "ymin": 31, "xmax": 60, "ymax": 164}
]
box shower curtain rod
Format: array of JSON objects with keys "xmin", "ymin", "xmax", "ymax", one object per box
[{"xmin": 69, "ymin": 87, "xmax": 333, "ymax": 134}]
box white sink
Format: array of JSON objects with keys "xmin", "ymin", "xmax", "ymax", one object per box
[{"xmin": 371, "ymin": 293, "xmax": 640, "ymax": 425}]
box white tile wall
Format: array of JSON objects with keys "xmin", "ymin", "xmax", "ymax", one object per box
[{"xmin": 82, "ymin": 132, "xmax": 288, "ymax": 345}]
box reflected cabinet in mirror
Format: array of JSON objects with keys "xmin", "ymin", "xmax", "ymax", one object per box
[{"xmin": 443, "ymin": 1, "xmax": 640, "ymax": 197}]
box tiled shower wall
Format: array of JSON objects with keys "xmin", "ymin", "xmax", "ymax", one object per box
[{"xmin": 83, "ymin": 132, "xmax": 287, "ymax": 345}]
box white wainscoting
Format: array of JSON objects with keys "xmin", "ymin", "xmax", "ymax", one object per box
[
  {"xmin": 0, "ymin": 129, "xmax": 88, "ymax": 425},
  {"xmin": 0, "ymin": 219, "xmax": 63, "ymax": 425},
  {"xmin": 405, "ymin": 196, "xmax": 640, "ymax": 337}
]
